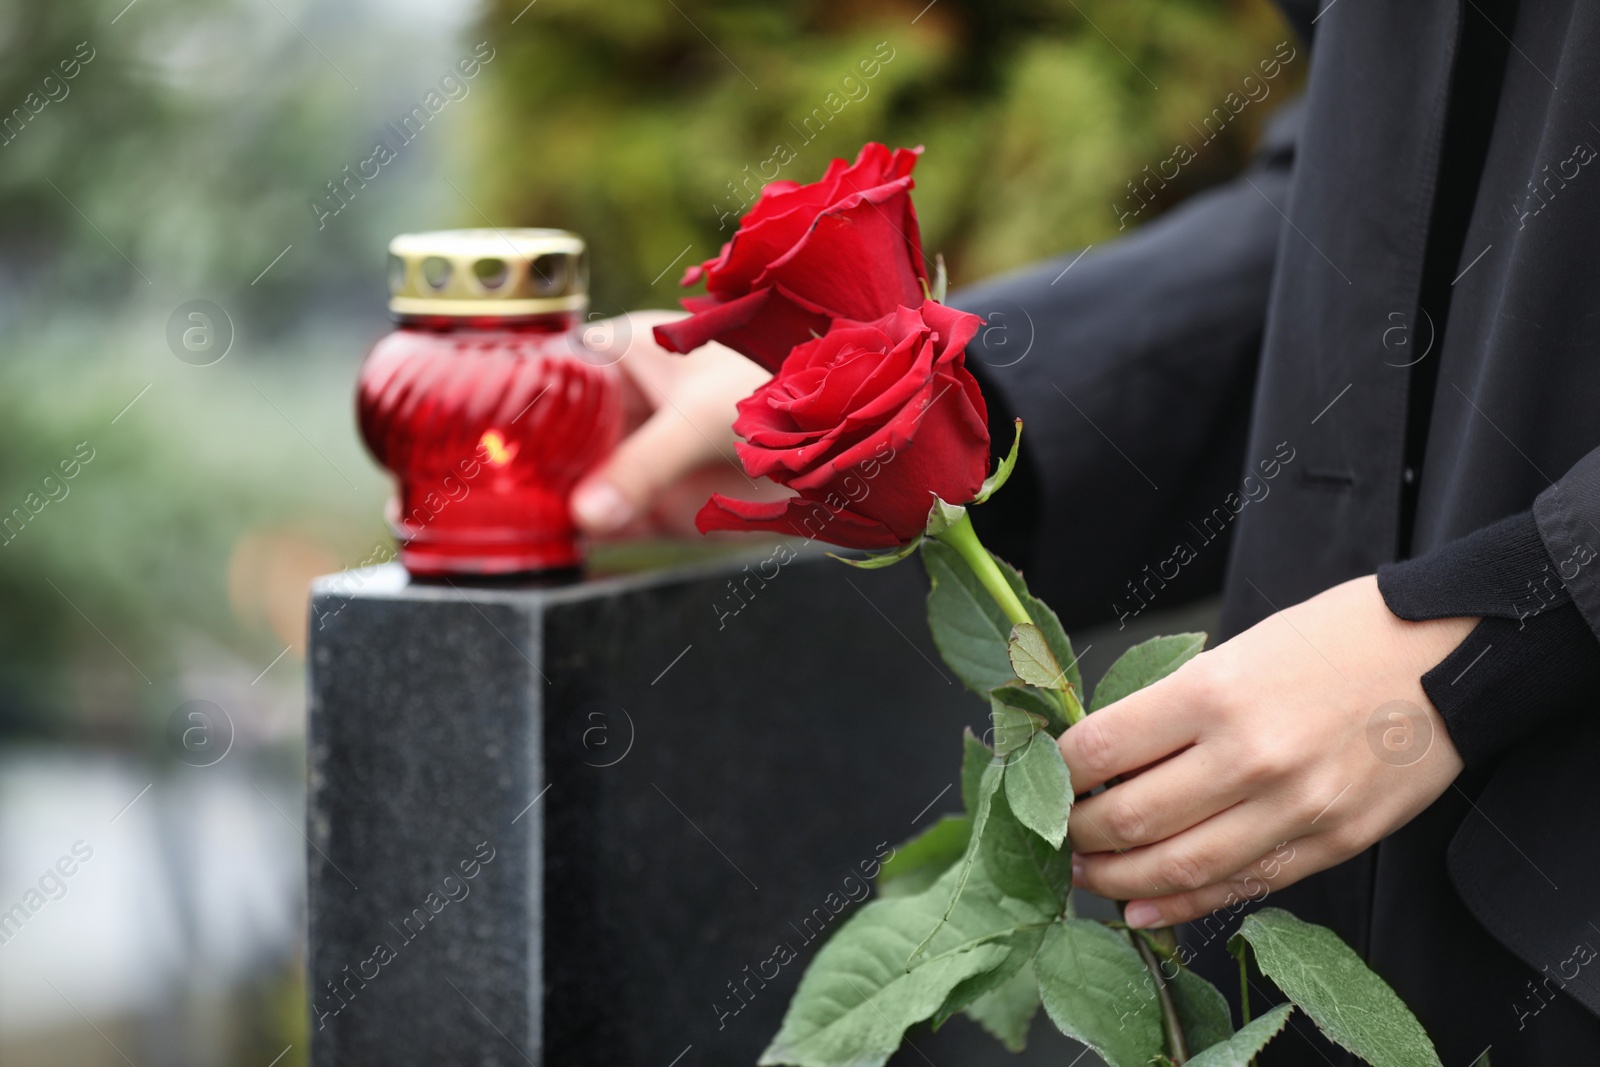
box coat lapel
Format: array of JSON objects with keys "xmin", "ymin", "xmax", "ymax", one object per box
[{"xmin": 1221, "ymin": 0, "xmax": 1462, "ymax": 636}]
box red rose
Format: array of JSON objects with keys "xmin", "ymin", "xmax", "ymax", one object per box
[
  {"xmin": 696, "ymin": 302, "xmax": 990, "ymax": 549},
  {"xmin": 653, "ymin": 143, "xmax": 929, "ymax": 372}
]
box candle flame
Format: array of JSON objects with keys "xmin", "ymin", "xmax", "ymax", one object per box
[{"xmin": 480, "ymin": 429, "xmax": 516, "ymax": 467}]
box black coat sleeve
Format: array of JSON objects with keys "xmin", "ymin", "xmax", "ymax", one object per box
[
  {"xmin": 1378, "ymin": 447, "xmax": 1600, "ymax": 768},
  {"xmin": 951, "ymin": 101, "xmax": 1300, "ymax": 628}
]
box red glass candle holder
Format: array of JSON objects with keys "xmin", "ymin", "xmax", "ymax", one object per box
[{"xmin": 357, "ymin": 230, "xmax": 622, "ymax": 576}]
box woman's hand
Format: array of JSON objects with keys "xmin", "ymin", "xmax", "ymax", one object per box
[
  {"xmin": 1058, "ymin": 575, "xmax": 1477, "ymax": 927},
  {"xmin": 571, "ymin": 310, "xmax": 782, "ymax": 539}
]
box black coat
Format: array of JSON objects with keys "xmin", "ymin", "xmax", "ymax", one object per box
[{"xmin": 957, "ymin": 1, "xmax": 1600, "ymax": 1061}]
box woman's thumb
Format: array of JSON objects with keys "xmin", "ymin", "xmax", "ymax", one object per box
[{"xmin": 571, "ymin": 405, "xmax": 720, "ymax": 536}]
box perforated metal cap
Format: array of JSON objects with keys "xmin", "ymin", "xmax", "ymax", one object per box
[{"xmin": 387, "ymin": 228, "xmax": 587, "ymax": 317}]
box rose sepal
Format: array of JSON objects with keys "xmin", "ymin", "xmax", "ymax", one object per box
[
  {"xmin": 829, "ymin": 538, "xmax": 924, "ymax": 570},
  {"xmin": 923, "ymin": 494, "xmax": 968, "ymax": 539},
  {"xmin": 926, "ymin": 253, "xmax": 949, "ymax": 303},
  {"xmin": 972, "ymin": 419, "xmax": 1022, "ymax": 505}
]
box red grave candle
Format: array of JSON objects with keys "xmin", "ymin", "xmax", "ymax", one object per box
[{"xmin": 358, "ymin": 229, "xmax": 622, "ymax": 576}]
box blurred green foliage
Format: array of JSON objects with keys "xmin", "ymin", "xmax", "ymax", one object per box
[
  {"xmin": 476, "ymin": 0, "xmax": 1301, "ymax": 311},
  {"xmin": 0, "ymin": 0, "xmax": 472, "ymax": 740},
  {"xmin": 0, "ymin": 324, "xmax": 387, "ymax": 739},
  {"xmin": 0, "ymin": 0, "xmax": 470, "ymax": 325}
]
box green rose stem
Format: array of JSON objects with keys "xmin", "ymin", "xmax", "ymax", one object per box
[
  {"xmin": 931, "ymin": 511, "xmax": 1085, "ymax": 724},
  {"xmin": 934, "ymin": 508, "xmax": 1188, "ymax": 1063},
  {"xmin": 1134, "ymin": 933, "xmax": 1190, "ymax": 1063},
  {"xmin": 931, "ymin": 511, "xmax": 1031, "ymax": 624}
]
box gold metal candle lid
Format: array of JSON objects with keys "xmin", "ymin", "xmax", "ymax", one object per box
[{"xmin": 387, "ymin": 228, "xmax": 588, "ymax": 318}]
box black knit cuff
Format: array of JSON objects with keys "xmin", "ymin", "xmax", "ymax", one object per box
[
  {"xmin": 1418, "ymin": 611, "xmax": 1600, "ymax": 768},
  {"xmin": 1379, "ymin": 510, "xmax": 1566, "ymax": 623},
  {"xmin": 1378, "ymin": 510, "xmax": 1600, "ymax": 767}
]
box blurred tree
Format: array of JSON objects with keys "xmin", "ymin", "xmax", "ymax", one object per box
[
  {"xmin": 0, "ymin": 0, "xmax": 472, "ymax": 739},
  {"xmin": 475, "ymin": 0, "xmax": 1302, "ymax": 312},
  {"xmin": 0, "ymin": 0, "xmax": 474, "ymax": 328}
]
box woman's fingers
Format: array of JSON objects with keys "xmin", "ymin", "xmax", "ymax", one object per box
[
  {"xmin": 1119, "ymin": 835, "xmax": 1327, "ymax": 929},
  {"xmin": 1071, "ymin": 799, "xmax": 1303, "ymax": 903},
  {"xmin": 1068, "ymin": 744, "xmax": 1244, "ymax": 854},
  {"xmin": 573, "ymin": 403, "xmax": 721, "ymax": 535},
  {"xmin": 571, "ymin": 313, "xmax": 770, "ymax": 537},
  {"xmin": 1057, "ymin": 663, "xmax": 1205, "ymax": 792}
]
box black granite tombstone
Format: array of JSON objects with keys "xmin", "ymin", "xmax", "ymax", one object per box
[{"xmin": 306, "ymin": 547, "xmax": 1092, "ymax": 1067}]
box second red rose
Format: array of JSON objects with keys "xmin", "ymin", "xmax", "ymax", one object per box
[{"xmin": 696, "ymin": 302, "xmax": 991, "ymax": 549}]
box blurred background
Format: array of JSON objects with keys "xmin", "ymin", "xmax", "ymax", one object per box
[{"xmin": 0, "ymin": 0, "xmax": 1296, "ymax": 1062}]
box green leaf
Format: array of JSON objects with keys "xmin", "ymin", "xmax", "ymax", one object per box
[
  {"xmin": 830, "ymin": 538, "xmax": 922, "ymax": 569},
  {"xmin": 963, "ymin": 960, "xmax": 1040, "ymax": 1052},
  {"xmin": 991, "ymin": 683, "xmax": 1069, "ymax": 735},
  {"xmin": 973, "ymin": 418, "xmax": 1022, "ymax": 504},
  {"xmin": 980, "ymin": 779, "xmax": 1071, "ymax": 912},
  {"xmin": 961, "ymin": 728, "xmax": 993, "ymax": 817},
  {"xmin": 1003, "ymin": 732, "xmax": 1071, "ymax": 849},
  {"xmin": 1009, "ymin": 623, "xmax": 1068, "ymax": 690},
  {"xmin": 924, "ymin": 539, "xmax": 1080, "ymax": 706},
  {"xmin": 910, "ymin": 761, "xmax": 1002, "ymax": 965},
  {"xmin": 990, "ymin": 693, "xmax": 1047, "ymax": 757},
  {"xmin": 931, "ymin": 924, "xmax": 1046, "ymax": 1029},
  {"xmin": 878, "ymin": 815, "xmax": 970, "ymax": 899},
  {"xmin": 1186, "ymin": 1003, "xmax": 1294, "ymax": 1067},
  {"xmin": 929, "ymin": 252, "xmax": 948, "ymax": 303},
  {"xmin": 1034, "ymin": 920, "xmax": 1166, "ymax": 1067},
  {"xmin": 1018, "ymin": 589, "xmax": 1082, "ymax": 701},
  {"xmin": 1090, "ymin": 632, "xmax": 1207, "ymax": 712},
  {"xmin": 759, "ymin": 861, "xmax": 1030, "ymax": 1067},
  {"xmin": 1161, "ymin": 952, "xmax": 1234, "ymax": 1053},
  {"xmin": 1233, "ymin": 908, "xmax": 1442, "ymax": 1067},
  {"xmin": 764, "ymin": 731, "xmax": 1061, "ymax": 1067},
  {"xmin": 923, "ymin": 540, "xmax": 1018, "ymax": 697}
]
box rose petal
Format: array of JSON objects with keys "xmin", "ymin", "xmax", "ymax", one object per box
[
  {"xmin": 729, "ymin": 329, "xmax": 931, "ymax": 481},
  {"xmin": 918, "ymin": 300, "xmax": 985, "ymax": 358},
  {"xmin": 784, "ymin": 372, "xmax": 990, "ymax": 539},
  {"xmin": 694, "ymin": 493, "xmax": 905, "ymax": 550},
  {"xmin": 753, "ymin": 178, "xmax": 928, "ymax": 321},
  {"xmin": 654, "ymin": 288, "xmax": 830, "ymax": 372},
  {"xmin": 692, "ymin": 149, "xmax": 879, "ymax": 293},
  {"xmin": 770, "ymin": 347, "xmax": 881, "ymax": 429}
]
